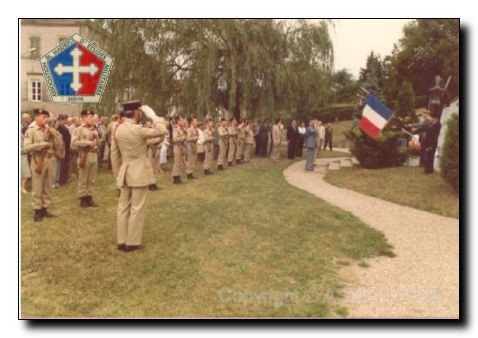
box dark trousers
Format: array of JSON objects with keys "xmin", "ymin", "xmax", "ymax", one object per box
[
  {"xmin": 287, "ymin": 141, "xmax": 297, "ymax": 159},
  {"xmin": 424, "ymin": 147, "xmax": 436, "ymax": 173},
  {"xmin": 324, "ymin": 138, "xmax": 333, "ymax": 151},
  {"xmin": 254, "ymin": 135, "xmax": 260, "ymax": 155},
  {"xmin": 59, "ymin": 152, "xmax": 70, "ymax": 185},
  {"xmin": 98, "ymin": 141, "xmax": 106, "ymax": 168},
  {"xmin": 258, "ymin": 138, "xmax": 268, "ymax": 157},
  {"xmin": 297, "ymin": 135, "xmax": 305, "ymax": 157}
]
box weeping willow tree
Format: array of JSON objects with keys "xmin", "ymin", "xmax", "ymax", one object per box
[{"xmin": 93, "ymin": 19, "xmax": 334, "ymax": 120}]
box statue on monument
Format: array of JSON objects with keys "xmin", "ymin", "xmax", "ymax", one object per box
[{"xmin": 428, "ymin": 75, "xmax": 450, "ymax": 118}]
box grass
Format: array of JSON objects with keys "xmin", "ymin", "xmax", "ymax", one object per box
[
  {"xmin": 328, "ymin": 120, "xmax": 354, "ymax": 149},
  {"xmin": 21, "ymin": 152, "xmax": 393, "ymax": 318},
  {"xmin": 317, "ymin": 150, "xmax": 351, "ymax": 159},
  {"xmin": 324, "ymin": 166, "xmax": 459, "ymax": 219}
]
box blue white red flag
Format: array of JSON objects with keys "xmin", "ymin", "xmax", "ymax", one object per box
[{"xmin": 359, "ymin": 95, "xmax": 393, "ymax": 138}]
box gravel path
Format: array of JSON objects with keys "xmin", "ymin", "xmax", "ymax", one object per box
[{"xmin": 283, "ymin": 159, "xmax": 459, "ymax": 318}]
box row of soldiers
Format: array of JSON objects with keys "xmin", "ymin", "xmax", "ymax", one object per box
[
  {"xmin": 169, "ymin": 116, "xmax": 256, "ymax": 184},
  {"xmin": 23, "ymin": 102, "xmax": 257, "ymax": 252}
]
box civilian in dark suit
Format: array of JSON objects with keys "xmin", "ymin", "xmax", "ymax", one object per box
[
  {"xmin": 258, "ymin": 119, "xmax": 269, "ymax": 157},
  {"xmin": 57, "ymin": 114, "xmax": 71, "ymax": 185},
  {"xmin": 422, "ymin": 112, "xmax": 441, "ymax": 174},
  {"xmin": 287, "ymin": 119, "xmax": 299, "ymax": 159}
]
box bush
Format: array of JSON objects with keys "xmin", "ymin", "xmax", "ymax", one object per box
[
  {"xmin": 345, "ymin": 128, "xmax": 407, "ymax": 169},
  {"xmin": 440, "ymin": 113, "xmax": 459, "ymax": 191}
]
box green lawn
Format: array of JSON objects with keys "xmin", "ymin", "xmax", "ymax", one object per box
[
  {"xmin": 21, "ymin": 154, "xmax": 393, "ymax": 318},
  {"xmin": 324, "ymin": 166, "xmax": 459, "ymax": 218},
  {"xmin": 329, "ymin": 120, "xmax": 354, "ymax": 149}
]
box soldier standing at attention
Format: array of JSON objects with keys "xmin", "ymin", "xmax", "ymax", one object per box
[
  {"xmin": 186, "ymin": 117, "xmax": 199, "ymax": 180},
  {"xmin": 172, "ymin": 116, "xmax": 187, "ymax": 184},
  {"xmin": 244, "ymin": 120, "xmax": 255, "ymax": 163},
  {"xmin": 23, "ymin": 109, "xmax": 62, "ymax": 222},
  {"xmin": 271, "ymin": 117, "xmax": 282, "ymax": 162},
  {"xmin": 217, "ymin": 118, "xmax": 228, "ymax": 171},
  {"xmin": 111, "ymin": 101, "xmax": 167, "ymax": 252},
  {"xmin": 71, "ymin": 110, "xmax": 100, "ymax": 208},
  {"xmin": 146, "ymin": 120, "xmax": 162, "ymax": 191},
  {"xmin": 236, "ymin": 119, "xmax": 246, "ymax": 164},
  {"xmin": 203, "ymin": 118, "xmax": 215, "ymax": 176},
  {"xmin": 227, "ymin": 118, "xmax": 237, "ymax": 166}
]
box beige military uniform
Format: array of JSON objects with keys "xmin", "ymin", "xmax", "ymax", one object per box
[
  {"xmin": 147, "ymin": 136, "xmax": 162, "ymax": 171},
  {"xmin": 203, "ymin": 127, "xmax": 215, "ymax": 170},
  {"xmin": 71, "ymin": 125, "xmax": 98, "ymax": 198},
  {"xmin": 111, "ymin": 118, "xmax": 167, "ymax": 246},
  {"xmin": 271, "ymin": 124, "xmax": 282, "ymax": 162},
  {"xmin": 217, "ymin": 126, "xmax": 228, "ymax": 166},
  {"xmin": 244, "ymin": 126, "xmax": 255, "ymax": 163},
  {"xmin": 172, "ymin": 127, "xmax": 186, "ymax": 177},
  {"xmin": 227, "ymin": 125, "xmax": 237, "ymax": 163},
  {"xmin": 23, "ymin": 123, "xmax": 62, "ymax": 210},
  {"xmin": 236, "ymin": 124, "xmax": 245, "ymax": 161},
  {"xmin": 186, "ymin": 127, "xmax": 199, "ymax": 174}
]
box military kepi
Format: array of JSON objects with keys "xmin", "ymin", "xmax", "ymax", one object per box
[
  {"xmin": 33, "ymin": 109, "xmax": 50, "ymax": 116},
  {"xmin": 80, "ymin": 110, "xmax": 95, "ymax": 116},
  {"xmin": 123, "ymin": 100, "xmax": 141, "ymax": 112}
]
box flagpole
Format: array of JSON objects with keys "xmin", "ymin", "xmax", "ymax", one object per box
[{"xmin": 401, "ymin": 128, "xmax": 414, "ymax": 137}]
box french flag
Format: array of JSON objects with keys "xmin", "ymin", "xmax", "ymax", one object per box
[{"xmin": 360, "ymin": 95, "xmax": 393, "ymax": 138}]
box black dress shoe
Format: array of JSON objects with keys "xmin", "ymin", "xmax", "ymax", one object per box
[
  {"xmin": 117, "ymin": 244, "xmax": 126, "ymax": 251},
  {"xmin": 34, "ymin": 209, "xmax": 43, "ymax": 222},
  {"xmin": 125, "ymin": 245, "xmax": 143, "ymax": 252},
  {"xmin": 149, "ymin": 184, "xmax": 159, "ymax": 191},
  {"xmin": 80, "ymin": 196, "xmax": 89, "ymax": 208},
  {"xmin": 187, "ymin": 173, "xmax": 197, "ymax": 180},
  {"xmin": 86, "ymin": 196, "xmax": 99, "ymax": 207},
  {"xmin": 218, "ymin": 165, "xmax": 224, "ymax": 171},
  {"xmin": 41, "ymin": 208, "xmax": 57, "ymax": 218}
]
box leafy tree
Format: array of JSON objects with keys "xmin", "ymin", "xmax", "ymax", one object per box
[{"xmin": 93, "ymin": 19, "xmax": 335, "ymax": 120}]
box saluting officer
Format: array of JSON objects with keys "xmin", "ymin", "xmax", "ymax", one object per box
[
  {"xmin": 111, "ymin": 101, "xmax": 167, "ymax": 252},
  {"xmin": 71, "ymin": 110, "xmax": 100, "ymax": 208},
  {"xmin": 23, "ymin": 109, "xmax": 62, "ymax": 222}
]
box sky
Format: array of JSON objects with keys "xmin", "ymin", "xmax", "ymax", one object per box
[{"xmin": 329, "ymin": 19, "xmax": 413, "ymax": 78}]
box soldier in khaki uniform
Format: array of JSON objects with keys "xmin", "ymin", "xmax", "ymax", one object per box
[
  {"xmin": 23, "ymin": 109, "xmax": 63, "ymax": 222},
  {"xmin": 146, "ymin": 122, "xmax": 162, "ymax": 191},
  {"xmin": 71, "ymin": 110, "xmax": 100, "ymax": 208},
  {"xmin": 186, "ymin": 117, "xmax": 199, "ymax": 180},
  {"xmin": 203, "ymin": 118, "xmax": 215, "ymax": 176},
  {"xmin": 227, "ymin": 118, "xmax": 237, "ymax": 166},
  {"xmin": 236, "ymin": 119, "xmax": 246, "ymax": 164},
  {"xmin": 172, "ymin": 116, "xmax": 187, "ymax": 184},
  {"xmin": 217, "ymin": 118, "xmax": 228, "ymax": 171},
  {"xmin": 271, "ymin": 117, "xmax": 282, "ymax": 162},
  {"xmin": 244, "ymin": 121, "xmax": 255, "ymax": 163},
  {"xmin": 111, "ymin": 101, "xmax": 167, "ymax": 252}
]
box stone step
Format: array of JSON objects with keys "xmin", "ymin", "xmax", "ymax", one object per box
[
  {"xmin": 328, "ymin": 161, "xmax": 341, "ymax": 170},
  {"xmin": 351, "ymin": 158, "xmax": 359, "ymax": 166},
  {"xmin": 340, "ymin": 159, "xmax": 353, "ymax": 168}
]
